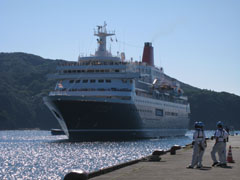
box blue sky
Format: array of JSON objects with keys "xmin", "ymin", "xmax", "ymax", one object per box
[{"xmin": 1, "ymin": 0, "xmax": 240, "ymax": 96}]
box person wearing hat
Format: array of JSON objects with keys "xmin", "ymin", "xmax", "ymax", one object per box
[
  {"xmin": 187, "ymin": 121, "xmax": 206, "ymax": 168},
  {"xmin": 211, "ymin": 121, "xmax": 229, "ymax": 167}
]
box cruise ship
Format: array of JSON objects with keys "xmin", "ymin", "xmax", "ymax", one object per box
[{"xmin": 43, "ymin": 23, "xmax": 190, "ymax": 140}]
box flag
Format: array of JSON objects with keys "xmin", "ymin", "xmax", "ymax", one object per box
[{"xmin": 58, "ymin": 83, "xmax": 63, "ymax": 88}]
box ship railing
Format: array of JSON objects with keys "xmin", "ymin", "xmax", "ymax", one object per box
[
  {"xmin": 57, "ymin": 60, "xmax": 153, "ymax": 67},
  {"xmin": 94, "ymin": 29, "xmax": 115, "ymax": 35},
  {"xmin": 49, "ymin": 91, "xmax": 132, "ymax": 101},
  {"xmin": 49, "ymin": 89, "xmax": 133, "ymax": 96},
  {"xmin": 47, "ymin": 72, "xmax": 139, "ymax": 80},
  {"xmin": 57, "ymin": 61, "xmax": 130, "ymax": 67},
  {"xmin": 135, "ymin": 90, "xmax": 188, "ymax": 105},
  {"xmin": 49, "ymin": 91, "xmax": 68, "ymax": 96},
  {"xmin": 57, "ymin": 59, "xmax": 163, "ymax": 71},
  {"xmin": 56, "ymin": 66, "xmax": 127, "ymax": 71}
]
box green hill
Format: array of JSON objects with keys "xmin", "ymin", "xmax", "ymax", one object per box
[
  {"xmin": 0, "ymin": 52, "xmax": 59, "ymax": 129},
  {"xmin": 180, "ymin": 82, "xmax": 240, "ymax": 130},
  {"xmin": 0, "ymin": 52, "xmax": 239, "ymax": 130}
]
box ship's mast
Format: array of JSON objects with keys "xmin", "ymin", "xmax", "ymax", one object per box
[{"xmin": 94, "ymin": 22, "xmax": 115, "ymax": 57}]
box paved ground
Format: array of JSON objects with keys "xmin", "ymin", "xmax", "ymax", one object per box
[{"xmin": 90, "ymin": 135, "xmax": 240, "ymax": 180}]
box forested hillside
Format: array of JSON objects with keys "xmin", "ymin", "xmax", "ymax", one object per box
[
  {"xmin": 180, "ymin": 83, "xmax": 240, "ymax": 129},
  {"xmin": 0, "ymin": 53, "xmax": 59, "ymax": 129},
  {"xmin": 0, "ymin": 52, "xmax": 239, "ymax": 130}
]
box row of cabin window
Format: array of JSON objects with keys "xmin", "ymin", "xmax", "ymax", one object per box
[
  {"xmin": 69, "ymin": 79, "xmax": 112, "ymax": 83},
  {"xmin": 59, "ymin": 61, "xmax": 159, "ymax": 67},
  {"xmin": 69, "ymin": 79, "xmax": 132, "ymax": 84},
  {"xmin": 60, "ymin": 61, "xmax": 128, "ymax": 66},
  {"xmin": 67, "ymin": 88, "xmax": 131, "ymax": 92},
  {"xmin": 138, "ymin": 68, "xmax": 151, "ymax": 74},
  {"xmin": 136, "ymin": 91, "xmax": 186, "ymax": 105},
  {"xmin": 165, "ymin": 111, "xmax": 178, "ymax": 116},
  {"xmin": 62, "ymin": 69, "xmax": 121, "ymax": 74},
  {"xmin": 131, "ymin": 109, "xmax": 152, "ymax": 113},
  {"xmin": 155, "ymin": 109, "xmax": 178, "ymax": 117},
  {"xmin": 135, "ymin": 98, "xmax": 164, "ymax": 106}
]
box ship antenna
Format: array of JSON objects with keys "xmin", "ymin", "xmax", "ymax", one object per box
[{"xmin": 94, "ymin": 22, "xmax": 115, "ymax": 57}]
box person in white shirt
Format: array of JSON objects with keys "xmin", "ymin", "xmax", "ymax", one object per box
[
  {"xmin": 211, "ymin": 121, "xmax": 229, "ymax": 167},
  {"xmin": 187, "ymin": 121, "xmax": 206, "ymax": 168}
]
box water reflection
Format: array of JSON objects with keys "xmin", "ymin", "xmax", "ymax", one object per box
[{"xmin": 0, "ymin": 130, "xmax": 217, "ymax": 179}]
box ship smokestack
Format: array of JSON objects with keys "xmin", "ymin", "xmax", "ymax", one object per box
[{"xmin": 142, "ymin": 42, "xmax": 154, "ymax": 66}]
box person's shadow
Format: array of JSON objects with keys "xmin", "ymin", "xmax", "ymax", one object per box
[
  {"xmin": 198, "ymin": 166, "xmax": 212, "ymax": 171},
  {"xmin": 199, "ymin": 165, "xmax": 233, "ymax": 170},
  {"xmin": 219, "ymin": 165, "xmax": 233, "ymax": 169}
]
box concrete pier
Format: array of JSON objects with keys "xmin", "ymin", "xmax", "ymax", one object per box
[{"xmin": 89, "ymin": 136, "xmax": 240, "ymax": 180}]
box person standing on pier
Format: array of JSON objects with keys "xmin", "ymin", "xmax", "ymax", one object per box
[
  {"xmin": 197, "ymin": 121, "xmax": 206, "ymax": 168},
  {"xmin": 187, "ymin": 121, "xmax": 206, "ymax": 168},
  {"xmin": 211, "ymin": 121, "xmax": 229, "ymax": 167}
]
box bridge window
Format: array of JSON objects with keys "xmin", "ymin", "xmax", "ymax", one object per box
[
  {"xmin": 87, "ymin": 69, "xmax": 94, "ymax": 73},
  {"xmin": 165, "ymin": 112, "xmax": 178, "ymax": 116},
  {"xmin": 122, "ymin": 79, "xmax": 127, "ymax": 83},
  {"xmin": 155, "ymin": 109, "xmax": 163, "ymax": 116}
]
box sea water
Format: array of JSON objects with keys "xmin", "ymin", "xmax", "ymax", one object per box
[{"xmin": 0, "ymin": 130, "xmax": 216, "ymax": 179}]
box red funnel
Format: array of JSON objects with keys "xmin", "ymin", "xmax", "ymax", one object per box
[{"xmin": 142, "ymin": 42, "xmax": 154, "ymax": 66}]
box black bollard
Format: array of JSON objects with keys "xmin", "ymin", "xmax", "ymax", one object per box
[
  {"xmin": 64, "ymin": 169, "xmax": 88, "ymax": 180},
  {"xmin": 147, "ymin": 150, "xmax": 165, "ymax": 161},
  {"xmin": 152, "ymin": 150, "xmax": 165, "ymax": 156},
  {"xmin": 170, "ymin": 145, "xmax": 181, "ymax": 155},
  {"xmin": 149, "ymin": 155, "xmax": 161, "ymax": 161}
]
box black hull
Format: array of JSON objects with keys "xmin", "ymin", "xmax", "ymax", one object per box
[{"xmin": 44, "ymin": 96, "xmax": 188, "ymax": 140}]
